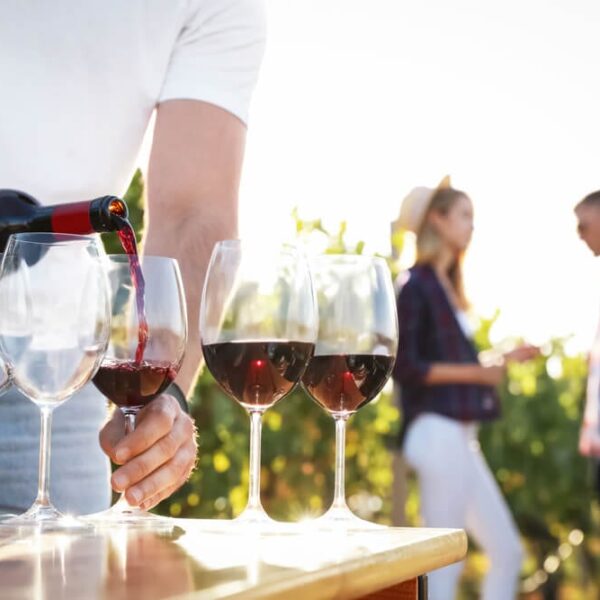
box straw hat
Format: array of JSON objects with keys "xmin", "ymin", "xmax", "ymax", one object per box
[{"xmin": 393, "ymin": 175, "xmax": 452, "ymax": 234}]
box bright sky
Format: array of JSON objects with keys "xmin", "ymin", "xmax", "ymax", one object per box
[{"xmin": 239, "ymin": 0, "xmax": 600, "ymax": 351}]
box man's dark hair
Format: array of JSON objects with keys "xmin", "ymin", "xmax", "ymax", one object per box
[{"xmin": 577, "ymin": 190, "xmax": 600, "ymax": 209}]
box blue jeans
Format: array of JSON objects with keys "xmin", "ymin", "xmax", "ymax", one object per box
[{"xmin": 0, "ymin": 385, "xmax": 111, "ymax": 515}]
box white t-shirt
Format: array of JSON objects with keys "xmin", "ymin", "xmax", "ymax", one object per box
[
  {"xmin": 0, "ymin": 0, "xmax": 266, "ymax": 205},
  {"xmin": 0, "ymin": 0, "xmax": 265, "ymax": 514},
  {"xmin": 455, "ymin": 309, "xmax": 475, "ymax": 339}
]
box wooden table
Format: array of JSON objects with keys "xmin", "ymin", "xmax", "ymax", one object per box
[{"xmin": 0, "ymin": 520, "xmax": 466, "ymax": 599}]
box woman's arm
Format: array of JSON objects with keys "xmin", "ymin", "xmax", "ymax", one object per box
[{"xmin": 424, "ymin": 363, "xmax": 505, "ymax": 386}]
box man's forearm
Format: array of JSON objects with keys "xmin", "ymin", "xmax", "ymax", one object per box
[
  {"xmin": 143, "ymin": 99, "xmax": 247, "ymax": 398},
  {"xmin": 143, "ymin": 212, "xmax": 237, "ymax": 396}
]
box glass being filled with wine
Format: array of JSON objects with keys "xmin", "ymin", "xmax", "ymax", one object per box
[
  {"xmin": 302, "ymin": 255, "xmax": 398, "ymax": 530},
  {"xmin": 200, "ymin": 241, "xmax": 318, "ymax": 531},
  {"xmin": 0, "ymin": 233, "xmax": 110, "ymax": 529},
  {"xmin": 88, "ymin": 255, "xmax": 187, "ymax": 525}
]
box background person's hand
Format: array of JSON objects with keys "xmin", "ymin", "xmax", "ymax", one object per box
[
  {"xmin": 578, "ymin": 420, "xmax": 600, "ymax": 458},
  {"xmin": 99, "ymin": 394, "xmax": 197, "ymax": 510},
  {"xmin": 480, "ymin": 365, "xmax": 506, "ymax": 386},
  {"xmin": 503, "ymin": 344, "xmax": 540, "ymax": 364}
]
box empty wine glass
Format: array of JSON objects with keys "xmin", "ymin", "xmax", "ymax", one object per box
[
  {"xmin": 0, "ymin": 354, "xmax": 10, "ymax": 396},
  {"xmin": 0, "ymin": 233, "xmax": 110, "ymax": 529},
  {"xmin": 200, "ymin": 241, "xmax": 318, "ymax": 531},
  {"xmin": 86, "ymin": 255, "xmax": 187, "ymax": 526},
  {"xmin": 0, "ymin": 253, "xmax": 11, "ymax": 396},
  {"xmin": 302, "ymin": 255, "xmax": 398, "ymax": 530}
]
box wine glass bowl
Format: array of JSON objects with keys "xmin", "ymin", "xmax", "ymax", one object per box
[
  {"xmin": 202, "ymin": 340, "xmax": 314, "ymax": 412},
  {"xmin": 0, "ymin": 251, "xmax": 10, "ymax": 396},
  {"xmin": 0, "ymin": 355, "xmax": 11, "ymax": 396},
  {"xmin": 302, "ymin": 354, "xmax": 395, "ymax": 415}
]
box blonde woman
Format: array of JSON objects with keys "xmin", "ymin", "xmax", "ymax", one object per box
[{"xmin": 392, "ymin": 178, "xmax": 537, "ymax": 600}]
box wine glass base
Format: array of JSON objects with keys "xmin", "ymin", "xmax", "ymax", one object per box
[
  {"xmin": 0, "ymin": 503, "xmax": 90, "ymax": 532},
  {"xmin": 235, "ymin": 508, "xmax": 298, "ymax": 534},
  {"xmin": 84, "ymin": 503, "xmax": 173, "ymax": 530},
  {"xmin": 305, "ymin": 506, "xmax": 386, "ymax": 532},
  {"xmin": 191, "ymin": 508, "xmax": 298, "ymax": 535}
]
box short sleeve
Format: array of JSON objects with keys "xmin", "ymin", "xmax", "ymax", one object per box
[{"xmin": 159, "ymin": 0, "xmax": 266, "ymax": 125}]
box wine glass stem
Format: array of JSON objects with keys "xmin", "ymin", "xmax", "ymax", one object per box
[
  {"xmin": 124, "ymin": 411, "xmax": 136, "ymax": 436},
  {"xmin": 332, "ymin": 416, "xmax": 348, "ymax": 510},
  {"xmin": 247, "ymin": 410, "xmax": 264, "ymax": 512},
  {"xmin": 35, "ymin": 406, "xmax": 54, "ymax": 508},
  {"xmin": 113, "ymin": 410, "xmax": 137, "ymax": 509}
]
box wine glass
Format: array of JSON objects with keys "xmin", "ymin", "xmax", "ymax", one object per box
[
  {"xmin": 302, "ymin": 255, "xmax": 398, "ymax": 530},
  {"xmin": 86, "ymin": 255, "xmax": 187, "ymax": 525},
  {"xmin": 0, "ymin": 253, "xmax": 12, "ymax": 396},
  {"xmin": 200, "ymin": 241, "xmax": 318, "ymax": 530},
  {"xmin": 0, "ymin": 354, "xmax": 10, "ymax": 396},
  {"xmin": 0, "ymin": 233, "xmax": 110, "ymax": 529}
]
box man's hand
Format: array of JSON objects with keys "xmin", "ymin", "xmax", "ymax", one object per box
[{"xmin": 99, "ymin": 395, "xmax": 197, "ymax": 510}]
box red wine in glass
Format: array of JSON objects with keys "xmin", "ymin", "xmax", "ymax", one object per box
[
  {"xmin": 92, "ymin": 359, "xmax": 177, "ymax": 410},
  {"xmin": 202, "ymin": 340, "xmax": 314, "ymax": 411},
  {"xmin": 302, "ymin": 354, "xmax": 395, "ymax": 415}
]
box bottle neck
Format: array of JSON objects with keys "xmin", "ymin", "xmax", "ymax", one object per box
[
  {"xmin": 42, "ymin": 200, "xmax": 95, "ymax": 234},
  {"xmin": 41, "ymin": 196, "xmax": 128, "ymax": 234},
  {"xmin": 91, "ymin": 196, "xmax": 129, "ymax": 231}
]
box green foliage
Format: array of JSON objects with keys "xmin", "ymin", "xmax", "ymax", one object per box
[
  {"xmin": 116, "ymin": 174, "xmax": 598, "ymax": 596},
  {"xmin": 478, "ymin": 337, "xmax": 599, "ymax": 594},
  {"xmin": 292, "ymin": 208, "xmax": 365, "ymax": 256}
]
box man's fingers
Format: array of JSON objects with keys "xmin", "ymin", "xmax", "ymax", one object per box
[
  {"xmin": 123, "ymin": 439, "xmax": 197, "ymax": 507},
  {"xmin": 99, "ymin": 409, "xmax": 126, "ymax": 462},
  {"xmin": 139, "ymin": 474, "xmax": 190, "ymax": 511},
  {"xmin": 111, "ymin": 412, "xmax": 195, "ymax": 492},
  {"xmin": 112, "ymin": 395, "xmax": 179, "ymax": 463}
]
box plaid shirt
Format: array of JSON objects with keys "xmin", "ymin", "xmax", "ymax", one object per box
[{"xmin": 393, "ymin": 264, "xmax": 500, "ymax": 437}]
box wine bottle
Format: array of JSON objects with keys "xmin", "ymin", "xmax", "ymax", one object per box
[{"xmin": 0, "ymin": 189, "xmax": 129, "ymax": 251}]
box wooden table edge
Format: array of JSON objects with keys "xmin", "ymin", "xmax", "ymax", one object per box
[{"xmin": 173, "ymin": 527, "xmax": 467, "ymax": 600}]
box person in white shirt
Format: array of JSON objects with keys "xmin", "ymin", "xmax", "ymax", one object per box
[
  {"xmin": 574, "ymin": 190, "xmax": 600, "ymax": 497},
  {"xmin": 0, "ymin": 0, "xmax": 266, "ymax": 514}
]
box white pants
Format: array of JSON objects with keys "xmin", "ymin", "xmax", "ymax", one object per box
[{"xmin": 403, "ymin": 413, "xmax": 523, "ymax": 600}]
